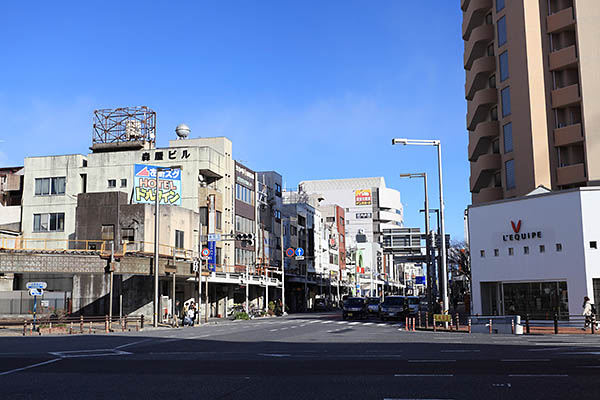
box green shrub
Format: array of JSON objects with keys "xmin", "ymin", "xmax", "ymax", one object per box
[{"xmin": 234, "ymin": 311, "xmax": 250, "ymax": 320}]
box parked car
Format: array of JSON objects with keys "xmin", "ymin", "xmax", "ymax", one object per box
[
  {"xmin": 342, "ymin": 297, "xmax": 367, "ymax": 320},
  {"xmin": 314, "ymin": 298, "xmax": 328, "ymax": 312},
  {"xmin": 365, "ymin": 297, "xmax": 381, "ymax": 315},
  {"xmin": 406, "ymin": 296, "xmax": 420, "ymax": 315},
  {"xmin": 379, "ymin": 296, "xmax": 408, "ymax": 321}
]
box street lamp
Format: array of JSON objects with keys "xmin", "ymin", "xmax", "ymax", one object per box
[
  {"xmin": 399, "ymin": 172, "xmax": 432, "ymax": 317},
  {"xmin": 154, "ymin": 166, "xmax": 171, "ymax": 328},
  {"xmin": 392, "ymin": 138, "xmax": 449, "ymax": 322}
]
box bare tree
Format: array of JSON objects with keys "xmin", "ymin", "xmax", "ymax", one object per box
[{"xmin": 448, "ymin": 240, "xmax": 471, "ymax": 291}]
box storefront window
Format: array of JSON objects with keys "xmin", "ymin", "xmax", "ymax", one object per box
[{"xmin": 503, "ymin": 281, "xmax": 569, "ymax": 320}]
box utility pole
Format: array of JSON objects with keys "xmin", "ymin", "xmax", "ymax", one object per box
[
  {"xmin": 198, "ymin": 222, "xmax": 202, "ymax": 325},
  {"xmin": 153, "ymin": 169, "xmax": 161, "ymax": 328},
  {"xmin": 280, "ymin": 219, "xmax": 286, "ymax": 315}
]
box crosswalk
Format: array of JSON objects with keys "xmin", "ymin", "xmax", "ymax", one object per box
[{"xmin": 264, "ymin": 318, "xmax": 404, "ymax": 332}]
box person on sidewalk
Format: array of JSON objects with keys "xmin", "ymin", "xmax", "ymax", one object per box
[
  {"xmin": 582, "ymin": 296, "xmax": 599, "ymax": 331},
  {"xmin": 186, "ymin": 303, "xmax": 196, "ymax": 327}
]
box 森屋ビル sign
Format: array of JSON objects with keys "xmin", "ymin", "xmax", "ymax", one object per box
[
  {"xmin": 134, "ymin": 165, "xmax": 182, "ymax": 206},
  {"xmin": 355, "ymin": 189, "xmax": 372, "ymax": 206}
]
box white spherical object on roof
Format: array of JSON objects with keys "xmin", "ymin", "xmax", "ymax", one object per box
[{"xmin": 175, "ymin": 123, "xmax": 191, "ymax": 138}]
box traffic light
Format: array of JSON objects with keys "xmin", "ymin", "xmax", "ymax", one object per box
[{"xmin": 236, "ymin": 233, "xmax": 255, "ymax": 246}]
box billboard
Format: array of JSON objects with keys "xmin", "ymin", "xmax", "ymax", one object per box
[
  {"xmin": 134, "ymin": 164, "xmax": 182, "ymax": 206},
  {"xmin": 355, "ymin": 189, "xmax": 372, "ymax": 206}
]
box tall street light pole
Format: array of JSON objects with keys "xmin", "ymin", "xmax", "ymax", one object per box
[
  {"xmin": 393, "ymin": 138, "xmax": 449, "ymax": 325},
  {"xmin": 400, "ymin": 173, "xmax": 432, "ymax": 318},
  {"xmin": 153, "ymin": 166, "xmax": 170, "ymax": 328}
]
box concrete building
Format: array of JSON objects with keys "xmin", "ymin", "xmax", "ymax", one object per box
[
  {"xmin": 0, "ymin": 166, "xmax": 23, "ymax": 233},
  {"xmin": 463, "ymin": 0, "xmax": 600, "ymax": 204},
  {"xmin": 298, "ymin": 177, "xmax": 404, "ymax": 296},
  {"xmin": 469, "ymin": 187, "xmax": 600, "ymax": 319}
]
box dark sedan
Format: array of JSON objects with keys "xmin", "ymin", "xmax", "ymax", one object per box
[{"xmin": 342, "ymin": 297, "xmax": 367, "ymax": 320}]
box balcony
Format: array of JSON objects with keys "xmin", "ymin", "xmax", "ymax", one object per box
[
  {"xmin": 552, "ymin": 84, "xmax": 581, "ymax": 108},
  {"xmin": 470, "ymin": 153, "xmax": 501, "ymax": 192},
  {"xmin": 462, "ymin": 0, "xmax": 493, "ymax": 40},
  {"xmin": 468, "ymin": 120, "xmax": 499, "ymax": 161},
  {"xmin": 557, "ymin": 163, "xmax": 586, "ymax": 186},
  {"xmin": 549, "ymin": 45, "xmax": 578, "ymax": 71},
  {"xmin": 465, "ymin": 56, "xmax": 496, "ymax": 100},
  {"xmin": 554, "ymin": 123, "xmax": 583, "ymax": 147},
  {"xmin": 464, "ymin": 24, "xmax": 494, "ymax": 70},
  {"xmin": 473, "ymin": 186, "xmax": 503, "ymax": 204},
  {"xmin": 547, "ymin": 7, "xmax": 575, "ymax": 34},
  {"xmin": 467, "ymin": 88, "xmax": 497, "ymax": 131}
]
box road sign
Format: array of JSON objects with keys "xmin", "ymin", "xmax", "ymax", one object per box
[
  {"xmin": 434, "ymin": 314, "xmax": 451, "ymax": 322},
  {"xmin": 29, "ymin": 288, "xmax": 44, "ymax": 296},
  {"xmin": 26, "ymin": 282, "xmax": 47, "ymax": 290},
  {"xmin": 285, "ymin": 248, "xmax": 295, "ymax": 258},
  {"xmin": 192, "ymin": 259, "xmax": 200, "ymax": 272},
  {"xmin": 295, "ymin": 256, "xmax": 304, "ymax": 261},
  {"xmin": 207, "ymin": 233, "xmax": 221, "ymax": 242},
  {"xmin": 201, "ymin": 248, "xmax": 211, "ymax": 257},
  {"xmin": 295, "ymin": 247, "xmax": 304, "ymax": 257},
  {"xmin": 356, "ymin": 284, "xmax": 360, "ymax": 289},
  {"xmin": 41, "ymin": 300, "xmax": 49, "ymax": 307}
]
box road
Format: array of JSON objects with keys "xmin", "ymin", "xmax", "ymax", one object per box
[{"xmin": 2, "ymin": 312, "xmax": 600, "ymax": 399}]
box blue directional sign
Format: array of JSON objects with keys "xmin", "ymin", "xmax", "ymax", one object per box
[
  {"xmin": 295, "ymin": 247, "xmax": 304, "ymax": 257},
  {"xmin": 208, "ymin": 241, "xmax": 216, "ymax": 272},
  {"xmin": 26, "ymin": 282, "xmax": 47, "ymax": 290}
]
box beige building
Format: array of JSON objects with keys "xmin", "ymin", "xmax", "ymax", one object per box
[{"xmin": 463, "ymin": 0, "xmax": 600, "ymax": 204}]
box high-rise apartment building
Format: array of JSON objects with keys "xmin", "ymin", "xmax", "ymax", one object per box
[{"xmin": 463, "ymin": 0, "xmax": 600, "ymax": 204}]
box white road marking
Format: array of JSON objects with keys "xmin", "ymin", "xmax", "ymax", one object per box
[
  {"xmin": 114, "ymin": 339, "xmax": 154, "ymax": 350},
  {"xmin": 408, "ymin": 360, "xmax": 456, "ymax": 363},
  {"xmin": 377, "ymin": 324, "xmax": 386, "ymax": 327},
  {"xmin": 349, "ymin": 322, "xmax": 359, "ymax": 325},
  {"xmin": 321, "ymin": 321, "xmax": 333, "ymax": 324},
  {"xmin": 270, "ymin": 329, "xmax": 279, "ymax": 332},
  {"xmin": 291, "ymin": 326, "xmax": 299, "ymax": 329},
  {"xmin": 337, "ymin": 321, "xmax": 347, "ymax": 325},
  {"xmin": 561, "ymin": 351, "xmax": 600, "ymax": 355},
  {"xmin": 280, "ymin": 327, "xmax": 288, "ymax": 330},
  {"xmin": 0, "ymin": 358, "xmax": 61, "ymax": 376},
  {"xmin": 363, "ymin": 322, "xmax": 374, "ymax": 326},
  {"xmin": 258, "ymin": 353, "xmax": 290, "ymax": 357},
  {"xmin": 501, "ymin": 359, "xmax": 549, "ymax": 362},
  {"xmin": 394, "ymin": 374, "xmax": 454, "ymax": 377}
]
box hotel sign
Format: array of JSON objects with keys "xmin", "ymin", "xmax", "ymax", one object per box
[
  {"xmin": 355, "ymin": 189, "xmax": 372, "ymax": 206},
  {"xmin": 502, "ymin": 220, "xmax": 542, "ymax": 241},
  {"xmin": 134, "ymin": 164, "xmax": 182, "ymax": 205}
]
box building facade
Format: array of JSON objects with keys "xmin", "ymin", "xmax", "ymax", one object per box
[{"xmin": 463, "ymin": 0, "xmax": 600, "ymax": 204}]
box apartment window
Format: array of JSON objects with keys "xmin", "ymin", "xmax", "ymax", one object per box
[
  {"xmin": 499, "ymin": 51, "xmax": 509, "ymax": 82},
  {"xmin": 490, "ymin": 106, "xmax": 498, "ymax": 121},
  {"xmin": 216, "ymin": 211, "xmax": 222, "ymax": 230},
  {"xmin": 120, "ymin": 179, "xmax": 127, "ymax": 188},
  {"xmin": 486, "ymin": 13, "xmax": 493, "ymax": 25},
  {"xmin": 35, "ymin": 177, "xmax": 65, "ymax": 196},
  {"xmin": 33, "ymin": 213, "xmax": 65, "ymax": 232},
  {"xmin": 108, "ymin": 179, "xmax": 116, "ymax": 188},
  {"xmin": 505, "ymin": 159, "xmax": 516, "ymax": 189},
  {"xmin": 235, "ymin": 215, "xmax": 254, "ymax": 234},
  {"xmin": 494, "ymin": 249, "xmax": 499, "ymax": 257},
  {"xmin": 501, "ymin": 87, "xmax": 511, "ymax": 117},
  {"xmin": 175, "ymin": 230, "xmax": 184, "ymax": 249},
  {"xmin": 503, "ymin": 123, "xmax": 513, "ymax": 153},
  {"xmin": 275, "ymin": 183, "xmax": 282, "ymax": 196},
  {"xmin": 199, "ymin": 207, "xmax": 208, "ymax": 226},
  {"xmin": 492, "ymin": 139, "xmax": 500, "ymax": 154},
  {"xmin": 539, "ymin": 245, "xmax": 545, "ymax": 253},
  {"xmin": 494, "ymin": 171, "xmax": 502, "ymax": 187},
  {"xmin": 508, "ymin": 247, "xmax": 514, "ymax": 256},
  {"xmin": 487, "ymin": 44, "xmax": 494, "ymax": 57},
  {"xmin": 480, "ymin": 250, "xmax": 485, "ymax": 258},
  {"xmin": 556, "ymin": 243, "xmax": 563, "ymax": 252},
  {"xmin": 101, "ymin": 224, "xmax": 114, "ymax": 240},
  {"xmin": 235, "ymin": 184, "xmax": 253, "ymax": 205},
  {"xmin": 122, "ymin": 228, "xmax": 135, "ymax": 242},
  {"xmin": 591, "ymin": 241, "xmax": 598, "ymax": 249},
  {"xmin": 524, "ymin": 246, "xmax": 529, "ymax": 255},
  {"xmin": 496, "ymin": 0, "xmax": 505, "ymax": 12},
  {"xmin": 497, "ymin": 16, "xmax": 507, "ymax": 47},
  {"xmin": 489, "ymin": 74, "xmax": 496, "ymax": 89}
]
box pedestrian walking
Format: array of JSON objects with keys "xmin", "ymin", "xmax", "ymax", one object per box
[
  {"xmin": 582, "ymin": 296, "xmax": 596, "ymax": 330},
  {"xmin": 186, "ymin": 303, "xmax": 196, "ymax": 327}
]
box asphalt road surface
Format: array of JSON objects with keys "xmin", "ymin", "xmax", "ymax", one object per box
[{"xmin": 2, "ymin": 312, "xmax": 600, "ymax": 399}]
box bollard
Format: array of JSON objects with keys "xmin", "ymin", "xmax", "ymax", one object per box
[
  {"xmin": 405, "ymin": 316, "xmax": 409, "ymax": 330},
  {"xmin": 80, "ymin": 315, "xmax": 84, "ymax": 334},
  {"xmin": 69, "ymin": 322, "xmax": 73, "ymax": 335},
  {"xmin": 49, "ymin": 322, "xmax": 52, "ymax": 335},
  {"xmin": 554, "ymin": 313, "xmax": 558, "ymax": 335},
  {"xmin": 23, "ymin": 320, "xmax": 26, "ymax": 336},
  {"xmin": 89, "ymin": 321, "xmax": 92, "ymax": 334},
  {"xmin": 418, "ymin": 312, "xmax": 422, "ymax": 328},
  {"xmin": 455, "ymin": 313, "xmax": 460, "ymax": 331},
  {"xmin": 124, "ymin": 315, "xmax": 128, "ymax": 331},
  {"xmin": 105, "ymin": 316, "xmax": 109, "ymax": 333},
  {"xmin": 29, "ymin": 323, "xmax": 33, "ymax": 336},
  {"xmin": 526, "ymin": 314, "xmax": 530, "ymax": 334},
  {"xmin": 136, "ymin": 319, "xmax": 139, "ymax": 332},
  {"xmin": 592, "ymin": 319, "xmax": 596, "ymax": 335},
  {"xmin": 489, "ymin": 318, "xmax": 493, "ymax": 334},
  {"xmin": 141, "ymin": 314, "xmax": 144, "ymax": 330},
  {"xmin": 468, "ymin": 318, "xmax": 472, "ymax": 334},
  {"xmin": 511, "ymin": 318, "xmax": 515, "ymax": 334},
  {"xmin": 449, "ymin": 316, "xmax": 453, "ymax": 331},
  {"xmin": 433, "ymin": 318, "xmax": 437, "ymax": 332},
  {"xmin": 425, "ymin": 312, "xmax": 429, "ymax": 329}
]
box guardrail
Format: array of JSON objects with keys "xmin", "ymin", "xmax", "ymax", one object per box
[
  {"xmin": 0, "ymin": 315, "xmax": 145, "ymax": 336},
  {"xmin": 0, "ymin": 237, "xmax": 110, "ymax": 254}
]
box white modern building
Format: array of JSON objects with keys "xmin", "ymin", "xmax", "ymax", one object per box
[{"xmin": 468, "ymin": 187, "xmax": 600, "ymax": 319}]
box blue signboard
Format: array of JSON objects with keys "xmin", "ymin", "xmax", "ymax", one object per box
[
  {"xmin": 208, "ymin": 241, "xmax": 216, "ymax": 271},
  {"xmin": 295, "ymin": 247, "xmax": 304, "ymax": 257},
  {"xmin": 415, "ymin": 276, "xmax": 426, "ymax": 285},
  {"xmin": 133, "ymin": 165, "xmax": 182, "ymax": 206}
]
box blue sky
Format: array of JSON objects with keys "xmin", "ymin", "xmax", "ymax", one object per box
[{"xmin": 0, "ymin": 1, "xmax": 469, "ymax": 240}]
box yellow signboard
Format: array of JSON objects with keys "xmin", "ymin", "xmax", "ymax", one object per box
[
  {"xmin": 355, "ymin": 189, "xmax": 372, "ymax": 206},
  {"xmin": 433, "ymin": 314, "xmax": 451, "ymax": 322}
]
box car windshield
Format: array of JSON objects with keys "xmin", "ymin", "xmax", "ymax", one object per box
[
  {"xmin": 345, "ymin": 298, "xmax": 364, "ymax": 307},
  {"xmin": 316, "ymin": 299, "xmax": 325, "ymax": 305},
  {"xmin": 407, "ymin": 297, "xmax": 420, "ymax": 305},
  {"xmin": 366, "ymin": 298, "xmax": 380, "ymax": 305},
  {"xmin": 383, "ymin": 297, "xmax": 404, "ymax": 306}
]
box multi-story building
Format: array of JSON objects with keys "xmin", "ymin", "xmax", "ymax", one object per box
[
  {"xmin": 0, "ymin": 166, "xmax": 23, "ymax": 233},
  {"xmin": 463, "ymin": 0, "xmax": 600, "ymax": 204}
]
